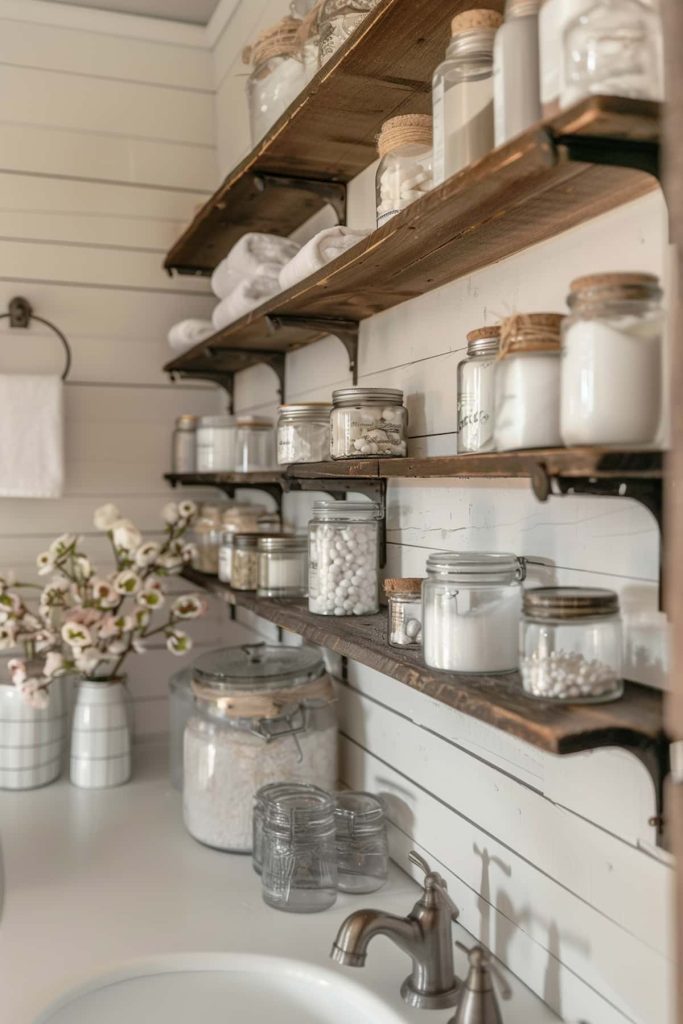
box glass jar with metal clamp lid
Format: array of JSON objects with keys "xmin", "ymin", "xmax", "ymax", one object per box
[{"xmin": 182, "ymin": 643, "xmax": 338, "ymax": 853}]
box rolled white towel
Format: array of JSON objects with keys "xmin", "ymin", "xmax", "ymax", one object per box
[
  {"xmin": 278, "ymin": 227, "xmax": 370, "ymax": 292},
  {"xmin": 212, "ymin": 272, "xmax": 281, "ymax": 331},
  {"xmin": 211, "ymin": 232, "xmax": 301, "ymax": 298},
  {"xmin": 167, "ymin": 318, "xmax": 215, "ymax": 355}
]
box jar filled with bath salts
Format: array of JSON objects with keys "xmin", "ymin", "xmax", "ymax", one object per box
[
  {"xmin": 422, "ymin": 552, "xmax": 525, "ymax": 674},
  {"xmin": 375, "ymin": 115, "xmax": 433, "ymax": 227},
  {"xmin": 521, "ymin": 587, "xmax": 624, "ymax": 702},
  {"xmin": 244, "ymin": 17, "xmax": 305, "ymax": 146},
  {"xmin": 196, "ymin": 415, "xmax": 237, "ymax": 473},
  {"xmin": 236, "ymin": 417, "xmax": 276, "ymax": 471},
  {"xmin": 183, "ymin": 643, "xmax": 337, "ymax": 853},
  {"xmin": 218, "ymin": 504, "xmax": 273, "ymax": 583},
  {"xmin": 232, "ymin": 533, "xmax": 282, "ymax": 591},
  {"xmin": 330, "ymin": 387, "xmax": 407, "ymax": 459},
  {"xmin": 190, "ymin": 503, "xmax": 226, "ymax": 575},
  {"xmin": 318, "ymin": 0, "xmax": 380, "ymax": 66},
  {"xmin": 172, "ymin": 414, "xmax": 198, "ymax": 474},
  {"xmin": 277, "ymin": 403, "xmax": 332, "ymax": 465},
  {"xmin": 457, "ymin": 325, "xmax": 501, "ymax": 453},
  {"xmin": 384, "ymin": 578, "xmax": 423, "ymax": 649},
  {"xmin": 560, "ymin": 273, "xmax": 663, "ymax": 446},
  {"xmin": 258, "ymin": 535, "xmax": 308, "ymax": 598},
  {"xmin": 308, "ymin": 501, "xmax": 381, "ymax": 616},
  {"xmin": 494, "ymin": 313, "xmax": 564, "ymax": 451}
]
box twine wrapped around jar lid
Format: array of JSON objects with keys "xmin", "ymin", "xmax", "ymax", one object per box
[
  {"xmin": 383, "ymin": 577, "xmax": 424, "ymax": 596},
  {"xmin": 451, "ymin": 8, "xmax": 503, "ymax": 35},
  {"xmin": 499, "ymin": 313, "xmax": 564, "ymax": 358},
  {"xmin": 568, "ymin": 271, "xmax": 662, "ymax": 307},
  {"xmin": 242, "ymin": 16, "xmax": 302, "ymax": 67},
  {"xmin": 377, "ymin": 114, "xmax": 433, "ymax": 158}
]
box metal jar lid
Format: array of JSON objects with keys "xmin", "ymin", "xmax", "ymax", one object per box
[
  {"xmin": 332, "ymin": 387, "xmax": 404, "ymax": 407},
  {"xmin": 312, "ymin": 499, "xmax": 381, "ymax": 520},
  {"xmin": 197, "ymin": 415, "xmax": 236, "ymax": 429},
  {"xmin": 258, "ymin": 534, "xmax": 307, "ymax": 552},
  {"xmin": 278, "ymin": 403, "xmax": 332, "ymax": 422},
  {"xmin": 466, "ymin": 325, "xmax": 501, "ymax": 357},
  {"xmin": 426, "ymin": 551, "xmax": 525, "ymax": 584},
  {"xmin": 233, "ymin": 531, "xmax": 281, "ymax": 550},
  {"xmin": 523, "ymin": 586, "xmax": 620, "ymax": 620},
  {"xmin": 175, "ymin": 414, "xmax": 199, "ymax": 430},
  {"xmin": 237, "ymin": 416, "xmax": 273, "ymax": 430}
]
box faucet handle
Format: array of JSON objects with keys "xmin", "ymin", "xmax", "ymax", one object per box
[
  {"xmin": 408, "ymin": 851, "xmax": 459, "ymax": 921},
  {"xmin": 455, "ymin": 941, "xmax": 512, "ymax": 1000}
]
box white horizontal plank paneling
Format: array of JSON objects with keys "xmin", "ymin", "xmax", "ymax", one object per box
[{"xmin": 0, "ymin": 0, "xmax": 206, "ymax": 45}]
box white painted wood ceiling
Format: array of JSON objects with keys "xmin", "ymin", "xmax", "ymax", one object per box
[{"xmin": 40, "ymin": 0, "xmax": 222, "ymax": 25}]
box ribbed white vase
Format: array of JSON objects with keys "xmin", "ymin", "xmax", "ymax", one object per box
[
  {"xmin": 0, "ymin": 678, "xmax": 66, "ymax": 790},
  {"xmin": 70, "ymin": 680, "xmax": 131, "ymax": 789}
]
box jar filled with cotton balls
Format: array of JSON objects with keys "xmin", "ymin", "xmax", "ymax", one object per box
[
  {"xmin": 308, "ymin": 500, "xmax": 382, "ymax": 616},
  {"xmin": 330, "ymin": 387, "xmax": 407, "ymax": 459},
  {"xmin": 375, "ymin": 114, "xmax": 433, "ymax": 227},
  {"xmin": 384, "ymin": 578, "xmax": 423, "ymax": 649},
  {"xmin": 277, "ymin": 403, "xmax": 332, "ymax": 465}
]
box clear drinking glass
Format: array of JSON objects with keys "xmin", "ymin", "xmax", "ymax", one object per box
[
  {"xmin": 261, "ymin": 789, "xmax": 338, "ymax": 912},
  {"xmin": 335, "ymin": 791, "xmax": 389, "ymax": 893}
]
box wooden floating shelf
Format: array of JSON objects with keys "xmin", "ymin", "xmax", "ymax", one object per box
[
  {"xmin": 182, "ymin": 567, "xmax": 664, "ymax": 759},
  {"xmin": 165, "ymin": 471, "xmax": 284, "ymax": 488},
  {"xmin": 165, "ymin": 96, "xmax": 660, "ymax": 381}
]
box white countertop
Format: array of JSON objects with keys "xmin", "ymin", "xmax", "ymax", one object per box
[{"xmin": 0, "ymin": 741, "xmax": 559, "ymax": 1023}]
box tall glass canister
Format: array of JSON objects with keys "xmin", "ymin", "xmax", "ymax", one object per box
[
  {"xmin": 456, "ymin": 325, "xmax": 501, "ymax": 453},
  {"xmin": 308, "ymin": 500, "xmax": 381, "ymax": 616}
]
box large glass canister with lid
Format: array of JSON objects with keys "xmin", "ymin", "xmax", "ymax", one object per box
[
  {"xmin": 422, "ymin": 552, "xmax": 525, "ymax": 674},
  {"xmin": 243, "ymin": 16, "xmax": 305, "ymax": 145},
  {"xmin": 183, "ymin": 643, "xmax": 338, "ymax": 852},
  {"xmin": 236, "ymin": 417, "xmax": 276, "ymax": 471},
  {"xmin": 330, "ymin": 387, "xmax": 407, "ymax": 459},
  {"xmin": 261, "ymin": 788, "xmax": 337, "ymax": 913},
  {"xmin": 308, "ymin": 500, "xmax": 381, "ymax": 616},
  {"xmin": 375, "ymin": 115, "xmax": 433, "ymax": 228},
  {"xmin": 432, "ymin": 9, "xmax": 503, "ymax": 186},
  {"xmin": 560, "ymin": 273, "xmax": 663, "ymax": 446},
  {"xmin": 258, "ymin": 535, "xmax": 308, "ymax": 597},
  {"xmin": 196, "ymin": 415, "xmax": 237, "ymax": 473},
  {"xmin": 277, "ymin": 403, "xmax": 331, "ymax": 465},
  {"xmin": 521, "ymin": 587, "xmax": 624, "ymax": 702},
  {"xmin": 172, "ymin": 414, "xmax": 198, "ymax": 474},
  {"xmin": 456, "ymin": 324, "xmax": 501, "ymax": 453},
  {"xmin": 318, "ymin": 0, "xmax": 380, "ymax": 66}
]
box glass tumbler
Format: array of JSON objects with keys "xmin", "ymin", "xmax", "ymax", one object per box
[
  {"xmin": 335, "ymin": 791, "xmax": 389, "ymax": 893},
  {"xmin": 261, "ymin": 789, "xmax": 337, "ymax": 912}
]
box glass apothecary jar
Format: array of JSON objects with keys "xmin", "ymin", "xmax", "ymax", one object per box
[
  {"xmin": 236, "ymin": 417, "xmax": 276, "ymax": 471},
  {"xmin": 183, "ymin": 643, "xmax": 337, "ymax": 852},
  {"xmin": 494, "ymin": 313, "xmax": 565, "ymax": 451},
  {"xmin": 232, "ymin": 533, "xmax": 280, "ymax": 591},
  {"xmin": 196, "ymin": 415, "xmax": 237, "ymax": 473},
  {"xmin": 422, "ymin": 551, "xmax": 525, "ymax": 674},
  {"xmin": 172, "ymin": 414, "xmax": 198, "ymax": 474},
  {"xmin": 244, "ymin": 17, "xmax": 305, "ymax": 146},
  {"xmin": 376, "ymin": 115, "xmax": 433, "ymax": 228},
  {"xmin": 258, "ymin": 535, "xmax": 308, "ymax": 597},
  {"xmin": 253, "ymin": 781, "xmax": 324, "ymax": 875},
  {"xmin": 384, "ymin": 578, "xmax": 423, "ymax": 648},
  {"xmin": 218, "ymin": 505, "xmax": 279, "ymax": 584},
  {"xmin": 335, "ymin": 791, "xmax": 389, "ymax": 894},
  {"xmin": 521, "ymin": 587, "xmax": 624, "ymax": 702},
  {"xmin": 190, "ymin": 503, "xmax": 226, "ymax": 574},
  {"xmin": 308, "ymin": 500, "xmax": 381, "ymax": 616},
  {"xmin": 261, "ymin": 788, "xmax": 337, "ymax": 913},
  {"xmin": 562, "ymin": 0, "xmax": 663, "ymax": 109},
  {"xmin": 318, "ymin": 0, "xmax": 380, "ymax": 66},
  {"xmin": 432, "ymin": 9, "xmax": 503, "ymax": 186},
  {"xmin": 277, "ymin": 403, "xmax": 332, "ymax": 465},
  {"xmin": 330, "ymin": 387, "xmax": 407, "ymax": 459},
  {"xmin": 169, "ymin": 666, "xmax": 193, "ymax": 790},
  {"xmin": 560, "ymin": 273, "xmax": 663, "ymax": 446},
  {"xmin": 457, "ymin": 325, "xmax": 501, "ymax": 453}
]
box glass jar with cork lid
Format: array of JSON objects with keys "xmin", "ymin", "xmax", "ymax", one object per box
[
  {"xmin": 243, "ymin": 17, "xmax": 305, "ymax": 145},
  {"xmin": 493, "ymin": 313, "xmax": 565, "ymax": 451},
  {"xmin": 457, "ymin": 324, "xmax": 501, "ymax": 454},
  {"xmin": 384, "ymin": 578, "xmax": 423, "ymax": 649},
  {"xmin": 375, "ymin": 115, "xmax": 433, "ymax": 228}
]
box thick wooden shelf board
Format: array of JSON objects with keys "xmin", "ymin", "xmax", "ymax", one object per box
[
  {"xmin": 184, "ymin": 568, "xmax": 664, "ymax": 757},
  {"xmin": 165, "ymin": 471, "xmax": 284, "ymax": 488},
  {"xmin": 165, "ymin": 0, "xmax": 504, "ymax": 274},
  {"xmin": 165, "ymin": 97, "xmax": 660, "ymax": 378}
]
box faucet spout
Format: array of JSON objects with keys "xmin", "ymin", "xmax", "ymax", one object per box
[{"xmin": 331, "ymin": 909, "xmax": 419, "ymax": 968}]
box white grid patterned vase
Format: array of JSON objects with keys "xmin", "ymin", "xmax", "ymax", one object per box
[
  {"xmin": 70, "ymin": 681, "xmax": 131, "ymax": 789},
  {"xmin": 0, "ymin": 678, "xmax": 66, "ymax": 790}
]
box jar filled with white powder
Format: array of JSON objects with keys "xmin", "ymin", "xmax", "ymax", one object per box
[
  {"xmin": 330, "ymin": 387, "xmax": 407, "ymax": 459},
  {"xmin": 258, "ymin": 534, "xmax": 308, "ymax": 597},
  {"xmin": 183, "ymin": 643, "xmax": 337, "ymax": 852},
  {"xmin": 494, "ymin": 312, "xmax": 565, "ymax": 451},
  {"xmin": 521, "ymin": 587, "xmax": 624, "ymax": 702},
  {"xmin": 196, "ymin": 415, "xmax": 237, "ymax": 473},
  {"xmin": 560, "ymin": 272, "xmax": 663, "ymax": 446},
  {"xmin": 375, "ymin": 114, "xmax": 433, "ymax": 227},
  {"xmin": 277, "ymin": 403, "xmax": 332, "ymax": 465},
  {"xmin": 308, "ymin": 500, "xmax": 381, "ymax": 616},
  {"xmin": 244, "ymin": 17, "xmax": 306, "ymax": 145},
  {"xmin": 422, "ymin": 551, "xmax": 525, "ymax": 674},
  {"xmin": 457, "ymin": 324, "xmax": 501, "ymax": 453}
]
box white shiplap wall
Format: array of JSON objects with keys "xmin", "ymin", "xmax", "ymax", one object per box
[{"xmin": 210, "ymin": 4, "xmax": 675, "ymax": 1024}]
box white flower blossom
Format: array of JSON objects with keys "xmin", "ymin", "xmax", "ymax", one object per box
[
  {"xmin": 93, "ymin": 503, "xmax": 121, "ymax": 531},
  {"xmin": 61, "ymin": 622, "xmax": 92, "ymax": 649},
  {"xmin": 177, "ymin": 500, "xmax": 197, "ymax": 520},
  {"xmin": 8, "ymin": 658, "xmax": 27, "ymax": 685},
  {"xmin": 20, "ymin": 680, "xmax": 49, "ymax": 710},
  {"xmin": 157, "ymin": 553, "xmax": 183, "ymax": 573},
  {"xmin": 166, "ymin": 630, "xmax": 192, "ymax": 655},
  {"xmin": 75, "ymin": 555, "xmax": 92, "ymax": 580},
  {"xmin": 74, "ymin": 649, "xmax": 102, "ymax": 675},
  {"xmin": 181, "ymin": 543, "xmax": 197, "ymax": 563},
  {"xmin": 0, "ymin": 626, "xmax": 14, "ymax": 650},
  {"xmin": 48, "ymin": 533, "xmax": 77, "ymax": 559},
  {"xmin": 97, "ymin": 615, "xmax": 121, "ymax": 640},
  {"xmin": 135, "ymin": 541, "xmax": 160, "ymax": 568},
  {"xmin": 104, "ymin": 639, "xmax": 127, "ymax": 657},
  {"xmin": 163, "ymin": 502, "xmax": 179, "ymax": 525},
  {"xmin": 43, "ymin": 651, "xmax": 65, "ymax": 678},
  {"xmin": 171, "ymin": 594, "xmax": 206, "ymax": 620},
  {"xmin": 36, "ymin": 552, "xmax": 55, "ymax": 576},
  {"xmin": 137, "ymin": 588, "xmax": 164, "ymax": 610},
  {"xmin": 134, "ymin": 608, "xmax": 150, "ymax": 629},
  {"xmin": 132, "ymin": 637, "xmax": 147, "ymax": 655},
  {"xmin": 114, "ymin": 569, "xmax": 141, "ymax": 596},
  {"xmin": 91, "ymin": 578, "xmax": 119, "ymax": 609},
  {"xmin": 111, "ymin": 519, "xmax": 142, "ymax": 554}
]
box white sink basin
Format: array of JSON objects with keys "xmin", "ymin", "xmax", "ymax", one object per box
[{"xmin": 35, "ymin": 952, "xmax": 407, "ymax": 1024}]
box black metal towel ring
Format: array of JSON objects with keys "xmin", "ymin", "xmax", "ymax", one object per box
[{"xmin": 0, "ymin": 296, "xmax": 72, "ymax": 381}]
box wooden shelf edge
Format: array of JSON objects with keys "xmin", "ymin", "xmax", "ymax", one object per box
[{"xmin": 165, "ymin": 472, "xmax": 285, "ymax": 488}]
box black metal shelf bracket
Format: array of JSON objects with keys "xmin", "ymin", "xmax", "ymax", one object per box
[
  {"xmin": 267, "ymin": 314, "xmax": 360, "ymax": 384},
  {"xmin": 168, "ymin": 369, "xmax": 235, "ymax": 413},
  {"xmin": 555, "ymin": 132, "xmax": 661, "ymax": 182},
  {"xmin": 285, "ymin": 476, "xmax": 387, "ymax": 566},
  {"xmin": 253, "ymin": 172, "xmax": 347, "ymax": 225},
  {"xmin": 626, "ymin": 734, "xmax": 671, "ymax": 845}
]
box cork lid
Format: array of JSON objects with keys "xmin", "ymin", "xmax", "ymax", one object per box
[
  {"xmin": 242, "ymin": 16, "xmax": 301, "ymax": 67},
  {"xmin": 568, "ymin": 271, "xmax": 662, "ymax": 309},
  {"xmin": 451, "ymin": 8, "xmax": 503, "ymax": 34},
  {"xmin": 384, "ymin": 578, "xmax": 424, "ymax": 596},
  {"xmin": 499, "ymin": 313, "xmax": 564, "ymax": 357},
  {"xmin": 377, "ymin": 114, "xmax": 433, "ymax": 157},
  {"xmin": 570, "ymin": 271, "xmax": 660, "ymax": 292}
]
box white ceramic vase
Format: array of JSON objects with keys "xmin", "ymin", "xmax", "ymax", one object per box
[
  {"xmin": 70, "ymin": 680, "xmax": 131, "ymax": 789},
  {"xmin": 0, "ymin": 677, "xmax": 66, "ymax": 790}
]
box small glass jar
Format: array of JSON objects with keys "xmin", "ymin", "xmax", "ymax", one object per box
[
  {"xmin": 432, "ymin": 9, "xmax": 503, "ymax": 186},
  {"xmin": 562, "ymin": 0, "xmax": 663, "ymax": 109},
  {"xmin": 244, "ymin": 18, "xmax": 306, "ymax": 145},
  {"xmin": 422, "ymin": 551, "xmax": 525, "ymax": 674},
  {"xmin": 190, "ymin": 503, "xmax": 226, "ymax": 574},
  {"xmin": 218, "ymin": 505, "xmax": 278, "ymax": 583},
  {"xmin": 384, "ymin": 578, "xmax": 423, "ymax": 649},
  {"xmin": 308, "ymin": 500, "xmax": 381, "ymax": 616},
  {"xmin": 258, "ymin": 535, "xmax": 308, "ymax": 597},
  {"xmin": 169, "ymin": 666, "xmax": 193, "ymax": 790},
  {"xmin": 236, "ymin": 417, "xmax": 276, "ymax": 471},
  {"xmin": 330, "ymin": 387, "xmax": 407, "ymax": 459},
  {"xmin": 261, "ymin": 788, "xmax": 337, "ymax": 912},
  {"xmin": 494, "ymin": 313, "xmax": 565, "ymax": 451},
  {"xmin": 318, "ymin": 0, "xmax": 380, "ymax": 66},
  {"xmin": 183, "ymin": 643, "xmax": 337, "ymax": 852},
  {"xmin": 335, "ymin": 791, "xmax": 389, "ymax": 894},
  {"xmin": 561, "ymin": 273, "xmax": 663, "ymax": 446},
  {"xmin": 231, "ymin": 533, "xmax": 271, "ymax": 591},
  {"xmin": 375, "ymin": 115, "xmax": 433, "ymax": 228},
  {"xmin": 521, "ymin": 587, "xmax": 624, "ymax": 702},
  {"xmin": 172, "ymin": 414, "xmax": 198, "ymax": 474},
  {"xmin": 196, "ymin": 415, "xmax": 237, "ymax": 473},
  {"xmin": 457, "ymin": 325, "xmax": 501, "ymax": 453},
  {"xmin": 252, "ymin": 781, "xmax": 325, "ymax": 875},
  {"xmin": 277, "ymin": 403, "xmax": 332, "ymax": 465}
]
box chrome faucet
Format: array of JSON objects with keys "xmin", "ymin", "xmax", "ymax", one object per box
[{"xmin": 330, "ymin": 850, "xmax": 460, "ymax": 1010}]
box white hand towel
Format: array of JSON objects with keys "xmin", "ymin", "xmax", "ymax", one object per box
[
  {"xmin": 278, "ymin": 227, "xmax": 370, "ymax": 292},
  {"xmin": 211, "ymin": 233, "xmax": 301, "ymax": 298},
  {"xmin": 212, "ymin": 272, "xmax": 281, "ymax": 331},
  {"xmin": 0, "ymin": 375, "xmax": 64, "ymax": 498},
  {"xmin": 167, "ymin": 319, "xmax": 215, "ymax": 355}
]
